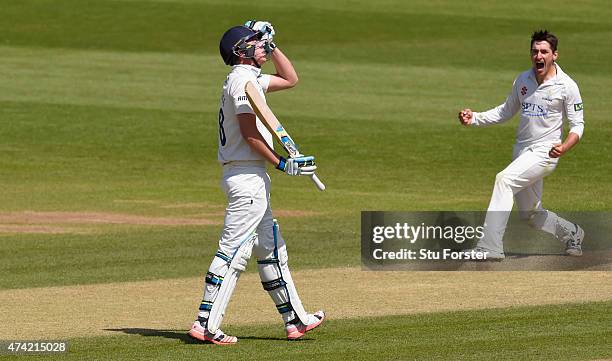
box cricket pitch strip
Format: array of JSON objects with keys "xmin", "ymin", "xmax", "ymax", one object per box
[{"xmin": 1, "ymin": 267, "xmax": 610, "ymax": 339}]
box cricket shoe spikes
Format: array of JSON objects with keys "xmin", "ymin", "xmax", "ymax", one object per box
[
  {"xmin": 189, "ymin": 319, "xmax": 237, "ymax": 345},
  {"xmin": 564, "ymin": 224, "xmax": 585, "ymax": 257},
  {"xmin": 286, "ymin": 310, "xmax": 325, "ymax": 340}
]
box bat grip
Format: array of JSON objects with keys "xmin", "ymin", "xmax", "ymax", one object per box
[{"xmin": 310, "ymin": 173, "xmax": 326, "ymax": 191}]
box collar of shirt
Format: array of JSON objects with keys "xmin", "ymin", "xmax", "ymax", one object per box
[{"xmin": 233, "ymin": 64, "xmax": 262, "ymax": 77}]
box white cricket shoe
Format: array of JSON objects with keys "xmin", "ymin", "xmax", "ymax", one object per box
[
  {"xmin": 285, "ymin": 311, "xmax": 325, "ymax": 340},
  {"xmin": 564, "ymin": 224, "xmax": 585, "ymax": 257},
  {"xmin": 461, "ymin": 247, "xmax": 505, "ymax": 261}
]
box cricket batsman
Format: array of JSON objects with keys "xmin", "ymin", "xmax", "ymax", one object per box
[
  {"xmin": 187, "ymin": 21, "xmax": 325, "ymax": 345},
  {"xmin": 457, "ymin": 30, "xmax": 585, "ymax": 260}
]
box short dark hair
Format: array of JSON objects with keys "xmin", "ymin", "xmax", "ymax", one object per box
[{"xmin": 531, "ymin": 30, "xmax": 558, "ymax": 52}]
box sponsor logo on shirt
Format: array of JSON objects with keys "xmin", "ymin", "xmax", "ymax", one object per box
[
  {"xmin": 521, "ymin": 86, "xmax": 528, "ymax": 96},
  {"xmin": 521, "ymin": 102, "xmax": 548, "ymax": 117},
  {"xmin": 574, "ymin": 103, "xmax": 584, "ymax": 111},
  {"xmin": 236, "ymin": 95, "xmax": 248, "ymax": 102}
]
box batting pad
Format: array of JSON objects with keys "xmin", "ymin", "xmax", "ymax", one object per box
[
  {"xmin": 207, "ymin": 232, "xmax": 256, "ymax": 334},
  {"xmin": 257, "ymin": 219, "xmax": 309, "ymax": 324}
]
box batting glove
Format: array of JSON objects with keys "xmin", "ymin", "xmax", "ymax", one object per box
[
  {"xmin": 277, "ymin": 156, "xmax": 317, "ymax": 176},
  {"xmin": 263, "ymin": 40, "xmax": 276, "ymax": 55},
  {"xmin": 244, "ymin": 20, "xmax": 275, "ymax": 41}
]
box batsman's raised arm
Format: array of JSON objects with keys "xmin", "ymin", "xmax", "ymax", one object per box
[
  {"xmin": 244, "ymin": 20, "xmax": 298, "ymax": 93},
  {"xmin": 267, "ymin": 48, "xmax": 298, "ymax": 92}
]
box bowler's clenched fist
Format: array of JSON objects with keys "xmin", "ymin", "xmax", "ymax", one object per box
[
  {"xmin": 458, "ymin": 108, "xmax": 473, "ymax": 125},
  {"xmin": 549, "ymin": 143, "xmax": 566, "ymax": 158}
]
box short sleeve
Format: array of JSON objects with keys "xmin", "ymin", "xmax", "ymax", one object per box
[
  {"xmin": 229, "ymin": 78, "xmax": 254, "ymax": 115},
  {"xmin": 258, "ymin": 74, "xmax": 271, "ymax": 93}
]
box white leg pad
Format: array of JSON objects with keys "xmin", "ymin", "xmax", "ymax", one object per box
[
  {"xmin": 279, "ymin": 259, "xmax": 309, "ymax": 324},
  {"xmin": 257, "ymin": 220, "xmax": 308, "ymax": 324},
  {"xmin": 207, "ymin": 232, "xmax": 256, "ymax": 333}
]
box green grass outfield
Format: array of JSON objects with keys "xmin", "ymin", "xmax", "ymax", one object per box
[
  {"xmin": 1, "ymin": 0, "xmax": 611, "ymax": 360},
  {"xmin": 3, "ymin": 301, "xmax": 611, "ymax": 361}
]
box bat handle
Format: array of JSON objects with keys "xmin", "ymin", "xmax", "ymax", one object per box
[{"xmin": 311, "ymin": 173, "xmax": 326, "ymax": 191}]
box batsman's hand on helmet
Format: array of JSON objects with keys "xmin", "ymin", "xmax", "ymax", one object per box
[
  {"xmin": 244, "ymin": 20, "xmax": 275, "ymax": 41},
  {"xmin": 276, "ymin": 156, "xmax": 317, "ymax": 176}
]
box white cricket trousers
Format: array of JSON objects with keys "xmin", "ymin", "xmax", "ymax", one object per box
[
  {"xmin": 217, "ymin": 161, "xmax": 277, "ymax": 262},
  {"xmin": 478, "ymin": 143, "xmax": 576, "ymax": 253},
  {"xmin": 199, "ymin": 162, "xmax": 274, "ymax": 317},
  {"xmin": 198, "ymin": 162, "xmax": 272, "ymax": 319}
]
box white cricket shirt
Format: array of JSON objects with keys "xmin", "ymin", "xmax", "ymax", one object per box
[
  {"xmin": 472, "ymin": 64, "xmax": 584, "ymax": 145},
  {"xmin": 217, "ymin": 65, "xmax": 273, "ymax": 163}
]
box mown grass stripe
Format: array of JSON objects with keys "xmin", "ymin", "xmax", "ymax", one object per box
[{"xmin": 4, "ymin": 301, "xmax": 610, "ymax": 361}]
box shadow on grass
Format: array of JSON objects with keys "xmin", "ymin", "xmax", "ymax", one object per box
[
  {"xmin": 105, "ymin": 328, "xmax": 198, "ymax": 344},
  {"xmin": 105, "ymin": 328, "xmax": 289, "ymax": 343}
]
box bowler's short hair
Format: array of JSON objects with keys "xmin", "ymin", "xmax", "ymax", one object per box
[{"xmin": 531, "ymin": 30, "xmax": 558, "ymax": 52}]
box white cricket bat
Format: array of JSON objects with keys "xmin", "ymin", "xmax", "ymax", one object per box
[{"xmin": 245, "ymin": 81, "xmax": 325, "ymax": 191}]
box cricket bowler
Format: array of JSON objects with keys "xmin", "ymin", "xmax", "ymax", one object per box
[
  {"xmin": 457, "ymin": 30, "xmax": 585, "ymax": 260},
  {"xmin": 188, "ymin": 21, "xmax": 324, "ymax": 345}
]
